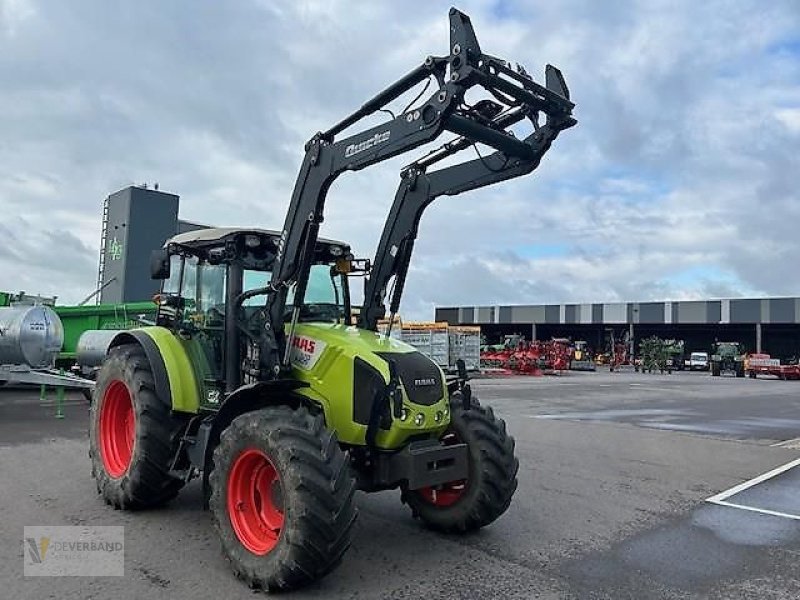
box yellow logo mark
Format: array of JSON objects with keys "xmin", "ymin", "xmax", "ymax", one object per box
[
  {"xmin": 39, "ymin": 537, "xmax": 50, "ymax": 561},
  {"xmin": 25, "ymin": 536, "xmax": 50, "ymax": 563}
]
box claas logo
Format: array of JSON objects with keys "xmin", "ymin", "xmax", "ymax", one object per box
[{"xmin": 292, "ymin": 337, "xmax": 316, "ymax": 354}]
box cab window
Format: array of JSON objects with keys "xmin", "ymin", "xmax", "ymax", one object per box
[{"xmin": 162, "ymin": 255, "xmax": 183, "ymax": 295}]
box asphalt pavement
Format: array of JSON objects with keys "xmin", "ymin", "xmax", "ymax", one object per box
[{"xmin": 3, "ymin": 370, "xmax": 800, "ymax": 599}]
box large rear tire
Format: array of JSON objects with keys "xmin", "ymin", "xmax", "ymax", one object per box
[
  {"xmin": 403, "ymin": 395, "xmax": 518, "ymax": 533},
  {"xmin": 209, "ymin": 406, "xmax": 357, "ymax": 591},
  {"xmin": 89, "ymin": 343, "xmax": 187, "ymax": 509}
]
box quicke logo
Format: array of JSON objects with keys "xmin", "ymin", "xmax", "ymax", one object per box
[{"xmin": 344, "ymin": 131, "xmax": 391, "ymax": 158}]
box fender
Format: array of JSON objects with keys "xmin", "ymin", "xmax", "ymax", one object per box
[
  {"xmin": 108, "ymin": 327, "xmax": 200, "ymax": 414},
  {"xmin": 192, "ymin": 380, "xmax": 312, "ymax": 506}
]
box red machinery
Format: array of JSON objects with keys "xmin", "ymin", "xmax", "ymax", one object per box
[
  {"xmin": 541, "ymin": 338, "xmax": 572, "ymax": 372},
  {"xmin": 480, "ymin": 337, "xmax": 572, "ymax": 375},
  {"xmin": 746, "ymin": 353, "xmax": 800, "ymax": 380}
]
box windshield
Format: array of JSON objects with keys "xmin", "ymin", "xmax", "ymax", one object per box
[
  {"xmin": 691, "ymin": 353, "xmax": 707, "ymax": 360},
  {"xmin": 242, "ymin": 264, "xmax": 345, "ymax": 322}
]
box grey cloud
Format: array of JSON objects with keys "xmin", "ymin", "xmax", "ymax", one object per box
[{"xmin": 0, "ymin": 0, "xmax": 798, "ymax": 314}]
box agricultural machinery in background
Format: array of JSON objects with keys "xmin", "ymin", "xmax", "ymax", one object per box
[
  {"xmin": 637, "ymin": 336, "xmax": 684, "ymax": 374},
  {"xmin": 570, "ymin": 340, "xmax": 596, "ymax": 371},
  {"xmin": 711, "ymin": 341, "xmax": 746, "ymax": 377},
  {"xmin": 0, "ymin": 290, "xmax": 156, "ymax": 396},
  {"xmin": 607, "ymin": 329, "xmax": 633, "ymax": 372},
  {"xmin": 480, "ymin": 336, "xmax": 573, "ymax": 375},
  {"xmin": 746, "ymin": 353, "xmax": 800, "ymax": 380}
]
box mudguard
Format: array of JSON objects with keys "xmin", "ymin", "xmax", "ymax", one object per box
[{"xmin": 107, "ymin": 327, "xmax": 201, "ymax": 414}]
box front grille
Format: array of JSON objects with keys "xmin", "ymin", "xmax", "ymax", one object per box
[{"xmin": 377, "ymin": 351, "xmax": 444, "ymax": 406}]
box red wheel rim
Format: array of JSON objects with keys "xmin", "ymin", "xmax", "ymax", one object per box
[
  {"xmin": 98, "ymin": 380, "xmax": 135, "ymax": 478},
  {"xmin": 418, "ymin": 432, "xmax": 468, "ymax": 507},
  {"xmin": 227, "ymin": 449, "xmax": 284, "ymax": 555}
]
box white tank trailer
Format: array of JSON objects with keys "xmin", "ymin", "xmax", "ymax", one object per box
[
  {"xmin": 0, "ymin": 305, "xmax": 94, "ymax": 391},
  {"xmin": 0, "ymin": 305, "xmax": 63, "ymax": 368}
]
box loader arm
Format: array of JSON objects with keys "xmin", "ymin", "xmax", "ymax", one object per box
[
  {"xmin": 360, "ymin": 95, "xmax": 575, "ymax": 331},
  {"xmin": 260, "ymin": 7, "xmax": 576, "ymax": 378}
]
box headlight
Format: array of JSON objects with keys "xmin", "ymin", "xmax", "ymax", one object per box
[
  {"xmin": 400, "ymin": 407, "xmax": 409, "ymax": 422},
  {"xmin": 414, "ymin": 413, "xmax": 425, "ymax": 426}
]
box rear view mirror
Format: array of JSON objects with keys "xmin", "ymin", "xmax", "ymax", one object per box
[{"xmin": 150, "ymin": 248, "xmax": 171, "ymax": 279}]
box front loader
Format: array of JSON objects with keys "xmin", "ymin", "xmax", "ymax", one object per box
[{"xmin": 88, "ymin": 8, "xmax": 576, "ymax": 591}]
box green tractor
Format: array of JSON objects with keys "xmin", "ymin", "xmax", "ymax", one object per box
[
  {"xmin": 710, "ymin": 341, "xmax": 745, "ymax": 377},
  {"xmin": 87, "ymin": 9, "xmax": 575, "ymax": 591}
]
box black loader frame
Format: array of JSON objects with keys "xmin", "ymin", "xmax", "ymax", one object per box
[{"xmin": 260, "ymin": 8, "xmax": 576, "ymax": 376}]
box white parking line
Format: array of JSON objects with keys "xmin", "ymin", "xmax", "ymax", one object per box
[
  {"xmin": 705, "ymin": 457, "xmax": 800, "ymax": 519},
  {"xmin": 771, "ymin": 437, "xmax": 800, "ymax": 449},
  {"xmin": 708, "ymin": 499, "xmax": 800, "ymax": 521},
  {"xmin": 706, "ymin": 457, "xmax": 800, "ymax": 503}
]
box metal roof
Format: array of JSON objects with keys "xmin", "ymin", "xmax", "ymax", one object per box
[{"xmin": 436, "ymin": 298, "xmax": 800, "ymax": 325}]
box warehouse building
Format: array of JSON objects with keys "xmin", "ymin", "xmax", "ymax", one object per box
[{"xmin": 435, "ymin": 299, "xmax": 800, "ymax": 360}]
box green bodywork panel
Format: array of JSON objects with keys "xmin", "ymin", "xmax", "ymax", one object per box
[
  {"xmin": 288, "ymin": 323, "xmax": 450, "ymax": 449},
  {"xmin": 135, "ymin": 326, "xmax": 207, "ymax": 414},
  {"xmin": 124, "ymin": 323, "xmax": 450, "ymax": 450}
]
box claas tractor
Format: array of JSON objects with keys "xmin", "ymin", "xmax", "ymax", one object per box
[{"xmin": 87, "ymin": 8, "xmax": 575, "ymax": 591}]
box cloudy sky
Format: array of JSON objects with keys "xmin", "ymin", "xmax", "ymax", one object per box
[{"xmin": 1, "ymin": 0, "xmax": 798, "ymax": 318}]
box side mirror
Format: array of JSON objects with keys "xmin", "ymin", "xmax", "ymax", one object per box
[
  {"xmin": 150, "ymin": 248, "xmax": 171, "ymax": 280},
  {"xmin": 333, "ymin": 257, "xmax": 371, "ymax": 275}
]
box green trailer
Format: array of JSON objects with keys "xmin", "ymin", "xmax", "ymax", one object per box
[
  {"xmin": 54, "ymin": 302, "xmax": 156, "ymax": 367},
  {"xmin": 0, "ymin": 292, "xmax": 154, "ymax": 394}
]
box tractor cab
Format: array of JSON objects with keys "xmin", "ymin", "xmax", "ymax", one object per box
[
  {"xmin": 152, "ymin": 227, "xmax": 358, "ymax": 323},
  {"xmin": 150, "ymin": 227, "xmax": 368, "ymax": 396}
]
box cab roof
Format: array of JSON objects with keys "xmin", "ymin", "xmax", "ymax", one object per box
[{"xmin": 165, "ymin": 227, "xmax": 349, "ymax": 251}]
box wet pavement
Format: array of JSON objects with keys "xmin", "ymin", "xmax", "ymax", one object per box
[{"xmin": 2, "ymin": 369, "xmax": 800, "ymax": 598}]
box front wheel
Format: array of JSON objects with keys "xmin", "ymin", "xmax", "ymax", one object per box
[
  {"xmin": 209, "ymin": 406, "xmax": 357, "ymax": 591},
  {"xmin": 402, "ymin": 395, "xmax": 518, "ymax": 533}
]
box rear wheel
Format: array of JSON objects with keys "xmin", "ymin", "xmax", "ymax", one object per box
[
  {"xmin": 403, "ymin": 395, "xmax": 518, "ymax": 533},
  {"xmin": 89, "ymin": 344, "xmax": 187, "ymax": 509},
  {"xmin": 209, "ymin": 406, "xmax": 357, "ymax": 591}
]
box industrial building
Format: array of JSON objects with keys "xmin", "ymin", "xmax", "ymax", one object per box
[
  {"xmin": 96, "ymin": 186, "xmax": 207, "ymax": 304},
  {"xmin": 436, "ymin": 299, "xmax": 800, "ymax": 360}
]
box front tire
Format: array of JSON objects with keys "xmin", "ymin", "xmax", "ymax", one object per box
[
  {"xmin": 209, "ymin": 406, "xmax": 357, "ymax": 591},
  {"xmin": 403, "ymin": 396, "xmax": 518, "ymax": 533},
  {"xmin": 89, "ymin": 344, "xmax": 187, "ymax": 509}
]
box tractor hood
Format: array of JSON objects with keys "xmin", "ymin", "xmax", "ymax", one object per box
[
  {"xmin": 287, "ymin": 322, "xmax": 450, "ymax": 450},
  {"xmin": 289, "ymin": 322, "xmax": 414, "ymax": 364}
]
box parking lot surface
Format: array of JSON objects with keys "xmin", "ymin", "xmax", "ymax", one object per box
[{"xmin": 3, "ymin": 370, "xmax": 800, "ymax": 599}]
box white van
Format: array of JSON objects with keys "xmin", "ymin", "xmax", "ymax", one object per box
[{"xmin": 685, "ymin": 352, "xmax": 709, "ymax": 371}]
